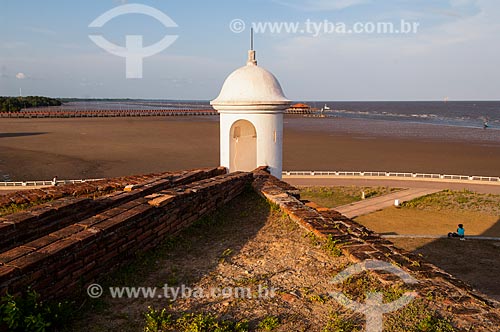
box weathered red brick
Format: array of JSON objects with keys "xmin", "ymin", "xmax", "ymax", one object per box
[
  {"xmin": 38, "ymin": 238, "xmax": 81, "ymax": 257},
  {"xmin": 21, "ymin": 235, "xmax": 60, "ymax": 251},
  {"xmin": 69, "ymin": 228, "xmax": 101, "ymax": 246},
  {"xmin": 50, "ymin": 225, "xmax": 86, "ymax": 240},
  {"xmin": 0, "ymin": 222, "xmax": 14, "ymax": 235},
  {"xmin": 93, "ymin": 205, "xmax": 152, "ymax": 232},
  {"xmin": 0, "ymin": 265, "xmax": 18, "ymax": 284},
  {"xmin": 0, "ymin": 246, "xmax": 34, "ymax": 264},
  {"xmin": 6, "ymin": 251, "xmax": 48, "ymax": 271},
  {"xmin": 3, "ymin": 211, "xmax": 37, "ymax": 227}
]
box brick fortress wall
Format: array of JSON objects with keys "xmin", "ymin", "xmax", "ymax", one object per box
[
  {"xmin": 0, "ymin": 168, "xmax": 251, "ymax": 300},
  {"xmin": 1, "ymin": 167, "xmax": 499, "ymax": 331},
  {"xmin": 251, "ymin": 167, "xmax": 500, "ymax": 331}
]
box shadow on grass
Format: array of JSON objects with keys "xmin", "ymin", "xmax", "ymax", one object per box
[{"xmin": 413, "ymin": 217, "xmax": 500, "ymax": 301}]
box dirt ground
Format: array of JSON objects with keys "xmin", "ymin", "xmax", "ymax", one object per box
[
  {"xmin": 1, "ymin": 116, "xmax": 500, "ymax": 181},
  {"xmin": 70, "ymin": 190, "xmax": 353, "ymax": 331},
  {"xmin": 0, "ymin": 117, "xmax": 220, "ymax": 180}
]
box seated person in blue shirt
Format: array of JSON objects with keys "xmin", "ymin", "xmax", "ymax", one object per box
[
  {"xmin": 457, "ymin": 224, "xmax": 465, "ymax": 239},
  {"xmin": 448, "ymin": 224, "xmax": 465, "ymax": 240}
]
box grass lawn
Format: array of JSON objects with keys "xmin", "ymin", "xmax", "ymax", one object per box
[
  {"xmin": 352, "ymin": 189, "xmax": 500, "ymax": 301},
  {"xmin": 354, "ymin": 189, "xmax": 500, "ymax": 237},
  {"xmin": 299, "ymin": 186, "xmax": 401, "ymax": 208},
  {"xmin": 354, "ymin": 207, "xmax": 499, "ymax": 236}
]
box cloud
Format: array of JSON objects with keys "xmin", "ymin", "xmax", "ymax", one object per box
[
  {"xmin": 2, "ymin": 41, "xmax": 28, "ymax": 49},
  {"xmin": 79, "ymin": 78, "xmax": 104, "ymax": 87},
  {"xmin": 16, "ymin": 72, "xmax": 27, "ymax": 79},
  {"xmin": 25, "ymin": 26, "xmax": 57, "ymax": 36},
  {"xmin": 266, "ymin": 0, "xmax": 500, "ymax": 100},
  {"xmin": 450, "ymin": 0, "xmax": 477, "ymax": 7},
  {"xmin": 273, "ymin": 0, "xmax": 369, "ymax": 11}
]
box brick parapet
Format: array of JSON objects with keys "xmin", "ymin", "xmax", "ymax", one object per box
[{"xmin": 251, "ymin": 169, "xmax": 500, "ymax": 331}]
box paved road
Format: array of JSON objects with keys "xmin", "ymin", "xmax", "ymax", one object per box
[
  {"xmin": 284, "ymin": 177, "xmax": 500, "ymax": 195},
  {"xmin": 334, "ymin": 188, "xmax": 441, "ymax": 218}
]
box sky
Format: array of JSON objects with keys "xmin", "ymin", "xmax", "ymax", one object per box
[{"xmin": 0, "ymin": 0, "xmax": 499, "ymax": 101}]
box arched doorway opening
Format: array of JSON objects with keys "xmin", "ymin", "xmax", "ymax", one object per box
[{"xmin": 230, "ymin": 120, "xmax": 257, "ymax": 172}]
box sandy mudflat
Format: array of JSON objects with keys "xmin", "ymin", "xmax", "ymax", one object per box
[{"xmin": 0, "ymin": 116, "xmax": 499, "ymax": 180}]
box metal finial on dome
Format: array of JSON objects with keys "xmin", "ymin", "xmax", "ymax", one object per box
[
  {"xmin": 247, "ymin": 28, "xmax": 257, "ymax": 66},
  {"xmin": 251, "ymin": 27, "xmax": 254, "ymax": 50}
]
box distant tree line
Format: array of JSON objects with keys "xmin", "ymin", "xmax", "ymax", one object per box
[{"xmin": 0, "ymin": 96, "xmax": 62, "ymax": 112}]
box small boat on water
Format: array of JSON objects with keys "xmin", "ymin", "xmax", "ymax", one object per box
[
  {"xmin": 319, "ymin": 104, "xmax": 331, "ymax": 115},
  {"xmin": 314, "ymin": 104, "xmax": 330, "ymax": 118},
  {"xmin": 483, "ymin": 116, "xmax": 490, "ymax": 129}
]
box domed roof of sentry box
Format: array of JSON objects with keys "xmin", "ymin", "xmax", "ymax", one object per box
[{"xmin": 210, "ymin": 50, "xmax": 291, "ymax": 109}]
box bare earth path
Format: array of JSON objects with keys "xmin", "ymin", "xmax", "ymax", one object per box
[{"xmin": 334, "ymin": 188, "xmax": 441, "ymax": 218}]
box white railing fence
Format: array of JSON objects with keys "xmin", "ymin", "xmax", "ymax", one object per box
[
  {"xmin": 0, "ymin": 179, "xmax": 103, "ymax": 187},
  {"xmin": 2, "ymin": 172, "xmax": 499, "ymax": 187},
  {"xmin": 282, "ymin": 171, "xmax": 500, "ymax": 183}
]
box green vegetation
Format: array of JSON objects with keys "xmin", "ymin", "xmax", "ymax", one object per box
[
  {"xmin": 219, "ymin": 248, "xmax": 234, "ymax": 263},
  {"xmin": 0, "ymin": 290, "xmax": 73, "ymax": 332},
  {"xmin": 330, "ymin": 270, "xmax": 456, "ymax": 332},
  {"xmin": 323, "ymin": 235, "xmax": 343, "ymax": 257},
  {"xmin": 355, "ymin": 189, "xmax": 500, "ymax": 238},
  {"xmin": 0, "ymin": 202, "xmax": 39, "ymax": 217},
  {"xmin": 385, "ymin": 300, "xmax": 455, "ymax": 332},
  {"xmin": 416, "ymin": 315, "xmax": 455, "ymax": 332},
  {"xmin": 257, "ymin": 316, "xmax": 280, "ymax": 331},
  {"xmin": 300, "ymin": 186, "xmax": 400, "ymax": 208},
  {"xmin": 0, "ymin": 96, "xmax": 62, "ymax": 112},
  {"xmin": 306, "ymin": 232, "xmax": 343, "ymax": 257},
  {"xmin": 306, "ymin": 232, "xmax": 321, "ymax": 246},
  {"xmin": 0, "ymin": 198, "xmax": 57, "ymax": 217},
  {"xmin": 144, "ymin": 308, "xmax": 249, "ymax": 332},
  {"xmin": 401, "ymin": 189, "xmax": 500, "ymax": 216},
  {"xmin": 322, "ymin": 313, "xmax": 360, "ymax": 332},
  {"xmin": 337, "ymin": 271, "xmax": 406, "ymax": 303}
]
